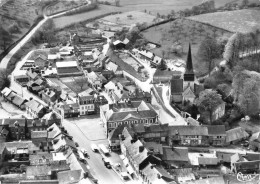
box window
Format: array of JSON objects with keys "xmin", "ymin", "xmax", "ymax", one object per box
[
  {"xmin": 146, "ymin": 119, "xmax": 148, "ymax": 124},
  {"xmin": 150, "ymin": 119, "xmax": 153, "ymax": 123},
  {"xmin": 134, "ymin": 120, "xmax": 138, "ymax": 124}
]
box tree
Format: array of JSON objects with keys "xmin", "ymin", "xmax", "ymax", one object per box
[
  {"xmin": 241, "ymin": 0, "xmax": 249, "ymax": 6},
  {"xmin": 74, "ymin": 77, "xmax": 88, "ymax": 91},
  {"xmin": 196, "ymin": 89, "xmax": 223, "ymax": 124},
  {"xmin": 93, "ymin": 21, "xmax": 99, "ymax": 29},
  {"xmin": 0, "ymin": 27, "xmax": 12, "ymax": 51},
  {"xmin": 197, "ymin": 36, "xmax": 221, "ymax": 75},
  {"xmin": 0, "ymin": 69, "xmax": 10, "ymax": 90},
  {"xmin": 223, "ymin": 32, "xmax": 241, "ymax": 68},
  {"xmin": 85, "ymin": 27, "xmax": 92, "ymax": 35}
]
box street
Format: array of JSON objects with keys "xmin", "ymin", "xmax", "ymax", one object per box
[{"xmin": 62, "ymin": 116, "xmax": 125, "ymax": 184}]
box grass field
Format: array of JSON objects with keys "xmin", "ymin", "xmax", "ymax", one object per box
[
  {"xmin": 104, "ymin": 0, "xmax": 237, "ymax": 14},
  {"xmin": 142, "ymin": 18, "xmax": 232, "ymax": 75},
  {"xmin": 100, "ymin": 11, "xmax": 157, "ymax": 26},
  {"xmin": 187, "ymin": 9, "xmax": 260, "ymax": 34}
]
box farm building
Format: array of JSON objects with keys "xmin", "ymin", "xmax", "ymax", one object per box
[{"xmin": 56, "ymin": 61, "xmax": 82, "ymax": 76}]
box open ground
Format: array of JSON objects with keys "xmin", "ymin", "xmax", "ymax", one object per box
[
  {"xmin": 188, "ymin": 9, "xmax": 260, "ymax": 34},
  {"xmin": 142, "ymin": 18, "xmax": 232, "ymax": 75}
]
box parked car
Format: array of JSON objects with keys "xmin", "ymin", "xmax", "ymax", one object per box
[
  {"xmin": 91, "ymin": 144, "xmax": 99, "ymax": 152},
  {"xmin": 121, "ymin": 172, "xmax": 130, "ymax": 181},
  {"xmin": 81, "ymin": 148, "xmax": 90, "ymax": 158},
  {"xmin": 102, "ymin": 158, "xmax": 111, "ymax": 169}
]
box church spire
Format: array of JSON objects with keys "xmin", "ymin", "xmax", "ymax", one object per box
[
  {"xmin": 184, "ymin": 44, "xmax": 195, "ymax": 81},
  {"xmin": 185, "ymin": 43, "xmax": 193, "ymax": 74}
]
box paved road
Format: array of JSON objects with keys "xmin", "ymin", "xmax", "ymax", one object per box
[{"xmin": 62, "ymin": 117, "xmax": 125, "ymax": 184}]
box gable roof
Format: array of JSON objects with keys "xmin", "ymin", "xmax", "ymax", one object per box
[
  {"xmin": 31, "ymin": 131, "xmax": 48, "ymax": 139},
  {"xmin": 206, "ymin": 125, "xmax": 226, "ymax": 135},
  {"xmin": 169, "ymin": 126, "xmax": 208, "ymax": 136},
  {"xmin": 183, "ymin": 86, "xmax": 195, "ymax": 97},
  {"xmin": 1, "ymin": 87, "xmax": 12, "ymax": 97},
  {"xmin": 108, "ymin": 124, "xmax": 128, "ymax": 140},
  {"xmin": 250, "ymin": 132, "xmax": 260, "ymax": 142},
  {"xmin": 226, "ymin": 127, "xmax": 249, "ymax": 143},
  {"xmin": 25, "ymin": 100, "xmax": 45, "ymax": 113},
  {"xmin": 162, "ymin": 147, "xmax": 189, "ymax": 162},
  {"xmin": 171, "ymin": 79, "xmax": 183, "ymax": 94}
]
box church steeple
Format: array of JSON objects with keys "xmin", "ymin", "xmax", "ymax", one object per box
[{"xmin": 184, "ymin": 44, "xmax": 195, "ymax": 81}]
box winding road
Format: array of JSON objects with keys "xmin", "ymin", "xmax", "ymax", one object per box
[{"xmin": 0, "ymin": 0, "xmax": 91, "ymax": 69}]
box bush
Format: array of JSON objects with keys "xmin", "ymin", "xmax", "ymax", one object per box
[{"xmin": 64, "ymin": 4, "xmax": 97, "ymax": 16}]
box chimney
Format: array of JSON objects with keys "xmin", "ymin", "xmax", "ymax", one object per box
[
  {"xmin": 136, "ymin": 108, "xmax": 139, "ymax": 113},
  {"xmin": 139, "ymin": 146, "xmax": 144, "ymax": 153}
]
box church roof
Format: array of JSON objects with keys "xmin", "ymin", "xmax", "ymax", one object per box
[{"xmin": 185, "ymin": 44, "xmax": 194, "ymax": 75}]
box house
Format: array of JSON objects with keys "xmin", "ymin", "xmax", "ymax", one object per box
[
  {"xmin": 188, "ymin": 152, "xmax": 219, "ymax": 166},
  {"xmin": 58, "ymin": 103, "xmax": 80, "ymax": 118},
  {"xmin": 12, "ymin": 94, "xmax": 28, "ymax": 110},
  {"xmin": 48, "ymin": 53, "xmax": 60, "ymax": 61},
  {"xmin": 108, "ymin": 124, "xmax": 128, "ymax": 151},
  {"xmin": 249, "ymin": 131, "xmax": 260, "ymax": 151},
  {"xmin": 31, "ymin": 131, "xmax": 49, "ymax": 151},
  {"xmin": 100, "ymin": 100, "xmax": 158, "ymax": 136},
  {"xmin": 206, "ymin": 125, "xmax": 226, "ymax": 146},
  {"xmin": 29, "ymin": 152, "xmax": 53, "ymax": 166},
  {"xmin": 34, "ymin": 55, "xmax": 48, "ymax": 69},
  {"xmin": 139, "ymin": 50, "xmax": 154, "ymax": 62},
  {"xmin": 77, "ymin": 93, "xmax": 95, "ymax": 115},
  {"xmin": 226, "ymin": 127, "xmax": 249, "ymax": 144},
  {"xmin": 231, "ymin": 160, "xmax": 260, "ymax": 174},
  {"xmin": 1, "ymin": 118, "xmax": 27, "ymax": 140},
  {"xmin": 1, "ymin": 87, "xmax": 12, "ymax": 98},
  {"xmin": 26, "ymin": 68, "xmax": 40, "ymax": 80},
  {"xmin": 106, "ymin": 61, "xmax": 123, "ymax": 75},
  {"xmin": 162, "ymin": 147, "xmax": 190, "ymax": 168},
  {"xmin": 56, "ymin": 61, "xmax": 82, "ymax": 75},
  {"xmin": 140, "ymin": 163, "xmax": 175, "ymax": 184},
  {"xmin": 151, "ymin": 56, "xmax": 162, "ymax": 67},
  {"xmin": 39, "ymin": 88, "xmax": 58, "ymax": 104},
  {"xmin": 86, "ymin": 71, "xmax": 107, "ymax": 89},
  {"xmin": 42, "ymin": 111, "xmax": 62, "ymax": 126},
  {"xmin": 216, "ymin": 151, "xmax": 240, "ymax": 163},
  {"xmin": 153, "ymin": 69, "xmax": 182, "ymax": 84},
  {"xmin": 113, "ymin": 40, "xmax": 125, "ymax": 50},
  {"xmin": 170, "ymin": 79, "xmax": 184, "ymax": 103},
  {"xmin": 25, "ymin": 99, "xmax": 47, "ymax": 119},
  {"xmin": 27, "ymin": 119, "xmax": 49, "ymax": 136},
  {"xmin": 26, "ymin": 165, "xmax": 52, "ymax": 180},
  {"xmin": 169, "ymin": 126, "xmax": 209, "ymax": 146}
]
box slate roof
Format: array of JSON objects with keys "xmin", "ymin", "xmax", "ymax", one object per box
[
  {"xmin": 107, "ymin": 61, "xmax": 119, "ymax": 72},
  {"xmin": 234, "ymin": 160, "xmax": 260, "ymax": 171},
  {"xmin": 243, "ymin": 153, "xmax": 260, "ymax": 161},
  {"xmin": 162, "ymin": 147, "xmax": 189, "ymax": 162},
  {"xmin": 216, "ymin": 151, "xmax": 236, "ymax": 163},
  {"xmin": 144, "ymin": 124, "xmax": 169, "ymax": 133},
  {"xmin": 1, "ymin": 118, "xmax": 26, "ymax": 127},
  {"xmin": 226, "ymin": 127, "xmax": 249, "ymax": 143},
  {"xmin": 57, "ymin": 170, "xmax": 82, "ymax": 184},
  {"xmin": 153, "ymin": 69, "xmax": 182, "ymax": 83},
  {"xmin": 198, "ymin": 157, "xmax": 219, "ymax": 165},
  {"xmin": 102, "ymin": 101, "xmax": 157, "ymax": 122},
  {"xmin": 171, "ymin": 79, "xmax": 183, "ymax": 94},
  {"xmin": 144, "ymin": 142, "xmax": 163, "ymax": 154},
  {"xmin": 108, "ymin": 124, "xmax": 128, "ymax": 140},
  {"xmin": 207, "ymin": 125, "xmax": 226, "ymax": 135},
  {"xmin": 31, "ymin": 131, "xmax": 48, "ymax": 139},
  {"xmin": 169, "ymin": 126, "xmax": 208, "ymax": 136},
  {"xmin": 12, "ymin": 95, "xmax": 27, "ymax": 106},
  {"xmin": 25, "ymin": 100, "xmax": 45, "ymax": 113},
  {"xmin": 29, "ymin": 152, "xmax": 53, "ymax": 165}
]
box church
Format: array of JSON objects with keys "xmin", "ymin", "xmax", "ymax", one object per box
[{"xmin": 170, "ymin": 44, "xmax": 204, "ymax": 104}]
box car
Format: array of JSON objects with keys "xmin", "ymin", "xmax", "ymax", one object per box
[
  {"xmin": 102, "ymin": 158, "xmax": 111, "ymax": 169},
  {"xmin": 91, "ymin": 144, "xmax": 99, "ymax": 152},
  {"xmin": 81, "ymin": 148, "xmax": 89, "ymax": 158}
]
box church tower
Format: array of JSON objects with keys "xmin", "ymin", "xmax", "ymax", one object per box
[{"xmin": 183, "ymin": 44, "xmax": 195, "ymax": 90}]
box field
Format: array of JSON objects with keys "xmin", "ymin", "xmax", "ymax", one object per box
[
  {"xmin": 142, "ymin": 18, "xmax": 232, "ymax": 75},
  {"xmin": 53, "ymin": 4, "xmax": 122, "ymax": 28},
  {"xmin": 187, "ymin": 9, "xmax": 260, "ymax": 34},
  {"xmin": 100, "ymin": 11, "xmax": 157, "ymax": 26},
  {"xmin": 103, "ymin": 0, "xmax": 237, "ymax": 14}
]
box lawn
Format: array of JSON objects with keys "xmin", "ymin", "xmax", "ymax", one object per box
[
  {"xmin": 187, "ymin": 9, "xmax": 260, "ymax": 34},
  {"xmin": 60, "ymin": 77, "xmax": 90, "ymax": 94},
  {"xmin": 142, "ymin": 18, "xmax": 232, "ymax": 75}
]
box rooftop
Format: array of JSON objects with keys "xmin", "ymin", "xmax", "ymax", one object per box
[{"xmin": 56, "ymin": 61, "xmax": 78, "ymax": 68}]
